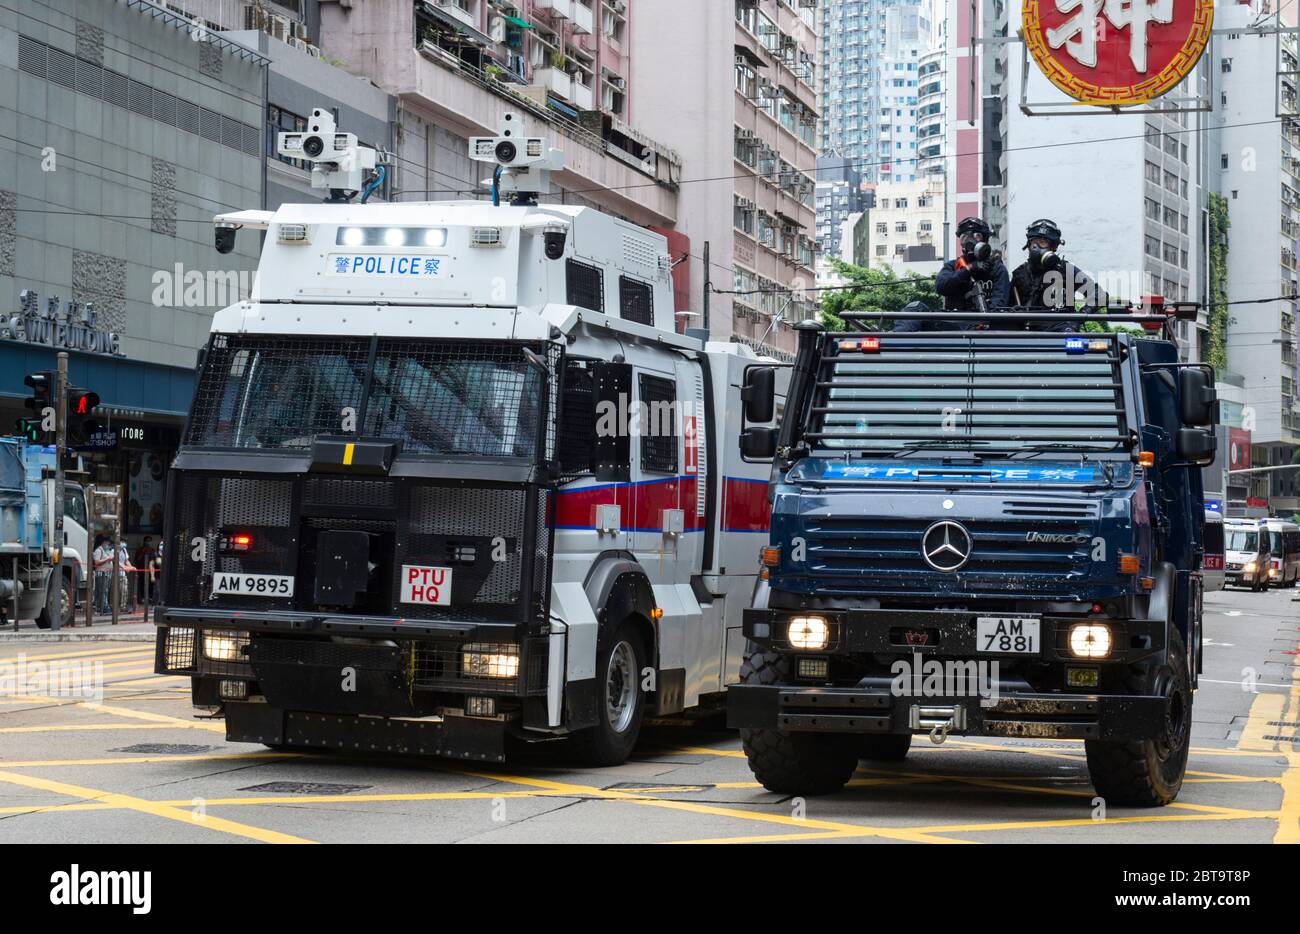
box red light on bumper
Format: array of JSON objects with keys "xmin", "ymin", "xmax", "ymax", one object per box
[{"xmin": 220, "ymin": 532, "xmax": 254, "ymax": 553}]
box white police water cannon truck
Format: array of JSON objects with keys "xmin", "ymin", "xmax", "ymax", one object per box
[{"xmin": 154, "ymin": 110, "xmax": 782, "ymax": 764}]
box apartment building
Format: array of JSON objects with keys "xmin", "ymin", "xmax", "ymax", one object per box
[
  {"xmin": 819, "ymin": 0, "xmax": 928, "ymax": 184},
  {"xmin": 320, "ymin": 0, "xmax": 682, "ymax": 231},
  {"xmin": 632, "ymin": 0, "xmax": 819, "ymax": 357},
  {"xmin": 862, "ymin": 179, "xmax": 943, "ymax": 275},
  {"xmin": 1214, "ymin": 2, "xmax": 1300, "ymax": 511}
]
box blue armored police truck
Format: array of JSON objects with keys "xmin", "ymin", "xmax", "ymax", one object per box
[{"xmin": 728, "ymin": 309, "xmax": 1217, "ymax": 806}]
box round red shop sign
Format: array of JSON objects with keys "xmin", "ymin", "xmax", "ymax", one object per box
[{"xmin": 1023, "ymin": 0, "xmax": 1214, "ymax": 104}]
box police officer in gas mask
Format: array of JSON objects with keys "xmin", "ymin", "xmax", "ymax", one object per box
[
  {"xmin": 937, "ymin": 217, "xmax": 1010, "ymax": 319},
  {"xmin": 1010, "ymin": 218, "xmax": 1109, "ymax": 332}
]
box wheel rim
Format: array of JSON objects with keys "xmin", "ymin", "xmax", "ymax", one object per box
[
  {"xmin": 1155, "ymin": 670, "xmax": 1189, "ymax": 761},
  {"xmin": 605, "ymin": 640, "xmax": 638, "ymax": 733}
]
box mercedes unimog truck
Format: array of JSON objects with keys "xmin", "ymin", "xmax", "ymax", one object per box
[
  {"xmin": 153, "ymin": 110, "xmax": 779, "ymax": 765},
  {"xmin": 728, "ymin": 312, "xmax": 1217, "ymax": 805}
]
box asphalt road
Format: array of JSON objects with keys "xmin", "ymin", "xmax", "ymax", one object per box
[{"xmin": 0, "ymin": 586, "xmax": 1296, "ymax": 844}]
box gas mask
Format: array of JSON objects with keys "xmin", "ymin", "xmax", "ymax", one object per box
[
  {"xmin": 962, "ymin": 238, "xmax": 991, "ymax": 262},
  {"xmin": 1029, "ymin": 246, "xmax": 1062, "ymax": 272}
]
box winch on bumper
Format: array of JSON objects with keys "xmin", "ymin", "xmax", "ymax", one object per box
[
  {"xmin": 155, "ymin": 610, "xmax": 548, "ymax": 763},
  {"xmin": 727, "ymin": 607, "xmax": 1171, "ymax": 742}
]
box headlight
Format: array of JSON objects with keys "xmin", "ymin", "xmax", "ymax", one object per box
[
  {"xmin": 382, "ymin": 227, "xmax": 406, "ymax": 247},
  {"xmin": 340, "ymin": 226, "xmax": 364, "ymax": 247},
  {"xmin": 1243, "ymin": 561, "xmax": 1257, "ymax": 573},
  {"xmin": 787, "ymin": 615, "xmax": 829, "ymax": 650},
  {"xmin": 203, "ymin": 631, "xmax": 250, "ymax": 662},
  {"xmin": 1068, "ymin": 623, "xmax": 1112, "ymax": 659},
  {"xmin": 462, "ymin": 643, "xmax": 519, "ymax": 679}
]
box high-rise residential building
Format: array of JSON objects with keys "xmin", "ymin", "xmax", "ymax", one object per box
[
  {"xmin": 632, "ymin": 0, "xmax": 819, "ymax": 357},
  {"xmin": 1213, "ymin": 1, "xmax": 1300, "ymax": 512},
  {"xmin": 819, "ymin": 0, "xmax": 928, "ymax": 183},
  {"xmin": 916, "ymin": 43, "xmax": 944, "ymax": 180},
  {"xmin": 815, "ymin": 154, "xmax": 866, "ymax": 263},
  {"xmin": 320, "ymin": 1, "xmax": 682, "ymax": 230}
]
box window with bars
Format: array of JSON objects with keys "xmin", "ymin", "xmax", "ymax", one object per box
[
  {"xmin": 558, "ymin": 358, "xmax": 596, "ymax": 476},
  {"xmin": 638, "ymin": 374, "xmax": 677, "ymax": 473},
  {"xmin": 618, "ymin": 276, "xmax": 654, "ymax": 326},
  {"xmin": 566, "ymin": 259, "xmax": 604, "ymax": 312}
]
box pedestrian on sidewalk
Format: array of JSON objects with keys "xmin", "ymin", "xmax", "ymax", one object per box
[
  {"xmin": 92, "ymin": 535, "xmax": 113, "ymax": 614},
  {"xmin": 116, "ymin": 539, "xmax": 136, "ymax": 612},
  {"xmin": 134, "ymin": 536, "xmax": 157, "ymax": 604}
]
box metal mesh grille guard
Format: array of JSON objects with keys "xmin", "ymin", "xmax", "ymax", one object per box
[
  {"xmin": 161, "ymin": 473, "xmax": 552, "ymax": 625},
  {"xmin": 185, "ymin": 333, "xmax": 561, "ymax": 462},
  {"xmin": 805, "ymin": 332, "xmax": 1129, "ymax": 452}
]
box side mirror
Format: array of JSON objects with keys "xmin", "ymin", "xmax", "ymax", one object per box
[
  {"xmin": 1176, "ymin": 428, "xmax": 1216, "ymax": 466},
  {"xmin": 742, "ymin": 366, "xmax": 776, "ymax": 424},
  {"xmin": 740, "ymin": 427, "xmax": 777, "ymax": 461},
  {"xmin": 1178, "ymin": 367, "xmax": 1217, "ymax": 427}
]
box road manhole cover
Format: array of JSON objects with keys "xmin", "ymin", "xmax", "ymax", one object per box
[
  {"xmin": 112, "ymin": 744, "xmax": 215, "ymax": 755},
  {"xmin": 1263, "ymin": 735, "xmax": 1298, "ymax": 743},
  {"xmin": 1267, "ymin": 721, "xmax": 1300, "ymax": 728},
  {"xmin": 237, "ymin": 781, "xmax": 371, "ymax": 794},
  {"xmin": 604, "ymin": 781, "xmax": 713, "ymax": 792}
]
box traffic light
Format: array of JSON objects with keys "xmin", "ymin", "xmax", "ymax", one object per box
[
  {"xmin": 66, "ymin": 387, "xmax": 101, "ymax": 441},
  {"xmin": 23, "ymin": 371, "xmax": 56, "ymax": 433},
  {"xmin": 13, "ymin": 417, "xmax": 46, "ymax": 443}
]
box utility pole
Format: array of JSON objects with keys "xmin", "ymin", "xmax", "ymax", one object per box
[
  {"xmin": 52, "ymin": 352, "xmax": 67, "ymax": 630},
  {"xmin": 702, "ymin": 241, "xmax": 711, "ymax": 336}
]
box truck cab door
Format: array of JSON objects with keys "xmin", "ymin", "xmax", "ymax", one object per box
[{"xmin": 629, "ymin": 368, "xmax": 689, "ymax": 582}]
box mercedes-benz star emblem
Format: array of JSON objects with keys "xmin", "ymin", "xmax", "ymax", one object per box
[{"xmin": 921, "ymin": 520, "xmax": 972, "ymax": 572}]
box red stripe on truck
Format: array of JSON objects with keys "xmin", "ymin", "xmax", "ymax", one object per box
[{"xmin": 722, "ymin": 477, "xmax": 769, "ymax": 533}]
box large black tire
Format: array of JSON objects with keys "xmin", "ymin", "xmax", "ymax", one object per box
[
  {"xmin": 738, "ymin": 649, "xmax": 859, "ymax": 795},
  {"xmin": 1084, "ymin": 628, "xmax": 1192, "ymax": 807},
  {"xmin": 35, "ymin": 573, "xmax": 74, "ymax": 630},
  {"xmin": 572, "ymin": 619, "xmax": 647, "ymax": 767},
  {"xmin": 860, "ymin": 733, "xmax": 912, "ymax": 761}
]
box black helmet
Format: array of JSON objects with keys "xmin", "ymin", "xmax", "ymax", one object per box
[
  {"xmin": 900, "ymin": 300, "xmax": 932, "ymax": 315},
  {"xmin": 1024, "ymin": 218, "xmax": 1062, "ymax": 249},
  {"xmin": 956, "ymin": 216, "xmax": 992, "ymax": 239}
]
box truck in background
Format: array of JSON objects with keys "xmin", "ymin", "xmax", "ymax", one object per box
[
  {"xmin": 729, "ymin": 314, "xmax": 1217, "ymax": 806},
  {"xmin": 0, "ymin": 438, "xmax": 89, "ymax": 629}
]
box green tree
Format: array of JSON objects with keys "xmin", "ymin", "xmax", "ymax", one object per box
[
  {"xmin": 1206, "ymin": 193, "xmax": 1230, "ymax": 376},
  {"xmin": 819, "ymin": 259, "xmax": 940, "ymax": 331}
]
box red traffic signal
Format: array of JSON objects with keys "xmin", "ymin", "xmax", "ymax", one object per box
[{"xmin": 67, "ymin": 388, "xmax": 100, "ymax": 417}]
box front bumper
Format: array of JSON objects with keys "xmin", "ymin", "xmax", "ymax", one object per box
[
  {"xmin": 730, "ymin": 606, "xmax": 1169, "ymax": 741},
  {"xmin": 225, "ymin": 701, "xmax": 506, "ymax": 762},
  {"xmin": 155, "ymin": 613, "xmax": 546, "ymax": 759},
  {"xmin": 742, "ymin": 607, "xmax": 1163, "ymax": 663},
  {"xmin": 727, "ymin": 684, "xmax": 1167, "ymax": 741}
]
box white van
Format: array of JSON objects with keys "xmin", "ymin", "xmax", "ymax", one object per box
[{"xmin": 1224, "ymin": 520, "xmax": 1268, "ymax": 590}]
